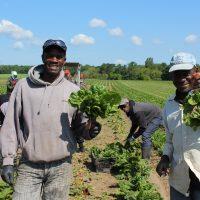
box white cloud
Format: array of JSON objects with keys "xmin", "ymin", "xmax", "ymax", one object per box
[
  {"xmin": 152, "ymin": 38, "xmax": 163, "ymax": 45},
  {"xmin": 131, "ymin": 36, "xmax": 142, "ymax": 46},
  {"xmin": 13, "ymin": 41, "xmax": 24, "ymax": 49},
  {"xmin": 0, "ymin": 19, "xmax": 33, "ymax": 40},
  {"xmin": 109, "ymin": 27, "xmax": 123, "ymax": 37},
  {"xmin": 115, "ymin": 59, "xmax": 126, "ymax": 65},
  {"xmin": 185, "ymin": 34, "xmax": 198, "ymax": 44},
  {"xmin": 70, "ymin": 34, "xmax": 95, "ymax": 45},
  {"xmin": 89, "ymin": 18, "xmax": 106, "ymax": 28}
]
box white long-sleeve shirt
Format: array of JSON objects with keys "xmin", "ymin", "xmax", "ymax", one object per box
[{"xmin": 163, "ymin": 94, "xmax": 200, "ymax": 195}]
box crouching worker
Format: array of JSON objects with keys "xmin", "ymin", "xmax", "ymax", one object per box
[
  {"xmin": 0, "ymin": 39, "xmax": 101, "ymax": 200},
  {"xmin": 118, "ymin": 98, "xmax": 162, "ymax": 159}
]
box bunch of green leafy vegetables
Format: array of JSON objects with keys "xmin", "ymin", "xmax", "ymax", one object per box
[
  {"xmin": 90, "ymin": 142, "xmax": 162, "ymax": 199},
  {"xmin": 68, "ymin": 84, "xmax": 121, "ymax": 119},
  {"xmin": 183, "ymin": 91, "xmax": 200, "ymax": 130}
]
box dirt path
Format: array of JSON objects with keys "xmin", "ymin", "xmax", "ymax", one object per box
[
  {"xmin": 70, "ymin": 116, "xmax": 170, "ymax": 199},
  {"xmin": 149, "ymin": 152, "xmax": 170, "ymax": 200}
]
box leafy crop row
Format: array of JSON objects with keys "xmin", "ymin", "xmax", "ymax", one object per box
[
  {"xmin": 0, "ymin": 86, "xmax": 6, "ymax": 95},
  {"xmin": 86, "ymin": 79, "xmax": 174, "ymax": 107},
  {"xmin": 86, "ymin": 79, "xmax": 169, "ymax": 155},
  {"xmin": 91, "ymin": 142, "xmax": 163, "ymax": 200}
]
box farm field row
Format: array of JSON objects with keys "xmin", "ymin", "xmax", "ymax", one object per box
[{"xmin": 85, "ymin": 79, "xmax": 175, "ymax": 107}]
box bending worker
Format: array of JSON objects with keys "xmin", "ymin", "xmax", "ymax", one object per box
[{"xmin": 118, "ymin": 98, "xmax": 162, "ymax": 159}]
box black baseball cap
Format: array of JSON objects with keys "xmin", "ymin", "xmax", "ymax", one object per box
[{"xmin": 43, "ymin": 39, "xmax": 67, "ymax": 52}]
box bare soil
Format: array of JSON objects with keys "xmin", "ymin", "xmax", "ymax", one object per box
[
  {"xmin": 70, "ymin": 116, "xmax": 170, "ymax": 200},
  {"xmin": 150, "ymin": 152, "xmax": 170, "ymax": 200}
]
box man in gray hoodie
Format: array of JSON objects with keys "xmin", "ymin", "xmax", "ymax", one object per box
[{"xmin": 0, "ymin": 39, "xmax": 101, "ymax": 199}]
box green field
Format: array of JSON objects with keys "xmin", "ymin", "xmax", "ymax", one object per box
[
  {"xmin": 0, "ymin": 74, "xmax": 27, "ymax": 85},
  {"xmin": 0, "ymin": 78, "xmax": 175, "ymax": 107},
  {"xmin": 0, "ymin": 77, "xmax": 175, "ymax": 108},
  {"xmin": 86, "ymin": 79, "xmax": 175, "ymax": 107},
  {"xmin": 0, "ymin": 74, "xmax": 27, "ymax": 94}
]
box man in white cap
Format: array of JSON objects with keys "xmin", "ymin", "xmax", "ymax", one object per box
[
  {"xmin": 118, "ymin": 98, "xmax": 162, "ymax": 159},
  {"xmin": 156, "ymin": 52, "xmax": 200, "ymax": 200}
]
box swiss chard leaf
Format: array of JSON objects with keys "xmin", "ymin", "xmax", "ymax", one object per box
[{"xmin": 68, "ymin": 84, "xmax": 121, "ymax": 119}]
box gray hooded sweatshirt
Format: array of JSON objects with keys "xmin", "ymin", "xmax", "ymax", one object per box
[{"xmin": 0, "ymin": 65, "xmax": 81, "ymax": 165}]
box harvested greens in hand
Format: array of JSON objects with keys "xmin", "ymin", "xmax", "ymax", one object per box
[
  {"xmin": 183, "ymin": 91, "xmax": 200, "ymax": 130},
  {"xmin": 183, "ymin": 72, "xmax": 200, "ymax": 130},
  {"xmin": 68, "ymin": 84, "xmax": 121, "ymax": 119}
]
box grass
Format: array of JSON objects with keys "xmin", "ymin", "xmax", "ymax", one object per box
[
  {"xmin": 0, "ymin": 74, "xmax": 27, "ymax": 85},
  {"xmin": 85, "ymin": 79, "xmax": 175, "ymax": 108}
]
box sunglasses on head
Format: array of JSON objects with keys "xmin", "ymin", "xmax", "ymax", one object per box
[{"xmin": 43, "ymin": 39, "xmax": 67, "ymax": 51}]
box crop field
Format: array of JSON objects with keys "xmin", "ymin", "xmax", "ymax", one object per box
[
  {"xmin": 0, "ymin": 74, "xmax": 27, "ymax": 86},
  {"xmin": 85, "ymin": 79, "xmax": 175, "ymax": 108},
  {"xmin": 0, "ymin": 76, "xmax": 175, "ymax": 107},
  {"xmin": 0, "ymin": 74, "xmax": 27, "ymax": 95}
]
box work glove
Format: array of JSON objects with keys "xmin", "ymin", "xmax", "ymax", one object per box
[
  {"xmin": 89, "ymin": 121, "xmax": 101, "ymax": 139},
  {"xmin": 124, "ymin": 131, "xmax": 142, "ymax": 148},
  {"xmin": 82, "ymin": 120, "xmax": 102, "ymax": 140},
  {"xmin": 1, "ymin": 165, "xmax": 14, "ymax": 185},
  {"xmin": 156, "ymin": 155, "xmax": 170, "ymax": 177}
]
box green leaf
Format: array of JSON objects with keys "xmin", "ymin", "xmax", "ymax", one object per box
[{"xmin": 68, "ymin": 84, "xmax": 121, "ymax": 119}]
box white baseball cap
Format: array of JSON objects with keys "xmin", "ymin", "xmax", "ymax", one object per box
[
  {"xmin": 169, "ymin": 52, "xmax": 196, "ymax": 72},
  {"xmin": 119, "ymin": 98, "xmax": 129, "ymax": 106},
  {"xmin": 11, "ymin": 71, "xmax": 18, "ymax": 77}
]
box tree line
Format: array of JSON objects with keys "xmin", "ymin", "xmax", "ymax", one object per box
[
  {"xmin": 81, "ymin": 57, "xmax": 170, "ymax": 80},
  {"xmin": 1, "ymin": 57, "xmax": 198, "ymax": 81},
  {"xmin": 0, "ymin": 65, "xmax": 31, "ymax": 74}
]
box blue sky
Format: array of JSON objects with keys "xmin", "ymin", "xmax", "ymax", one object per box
[{"xmin": 0, "ymin": 0, "xmax": 200, "ymax": 66}]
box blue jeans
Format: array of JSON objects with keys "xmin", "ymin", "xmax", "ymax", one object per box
[
  {"xmin": 13, "ymin": 157, "xmax": 72, "ymax": 200},
  {"xmin": 142, "ymin": 116, "xmax": 162, "ymax": 147},
  {"xmin": 189, "ymin": 169, "xmax": 200, "ymax": 200},
  {"xmin": 170, "ymin": 186, "xmax": 200, "ymax": 200},
  {"xmin": 190, "ymin": 189, "xmax": 200, "ymax": 200},
  {"xmin": 170, "ymin": 187, "xmax": 190, "ymax": 200}
]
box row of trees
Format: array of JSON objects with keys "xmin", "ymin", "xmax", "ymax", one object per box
[
  {"xmin": 81, "ymin": 58, "xmax": 170, "ymax": 80},
  {"xmin": 0, "ymin": 57, "xmax": 186, "ymax": 80},
  {"xmin": 0, "ymin": 65, "xmax": 30, "ymax": 74}
]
